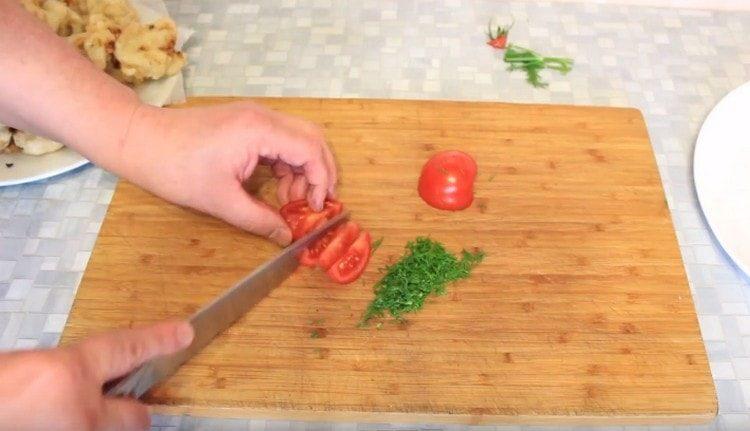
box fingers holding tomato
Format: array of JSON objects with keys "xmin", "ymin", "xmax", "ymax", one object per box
[{"xmin": 280, "ymin": 199, "xmax": 371, "ymax": 284}]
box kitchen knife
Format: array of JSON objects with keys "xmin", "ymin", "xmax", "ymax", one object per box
[{"xmin": 105, "ymin": 211, "xmax": 350, "ymax": 398}]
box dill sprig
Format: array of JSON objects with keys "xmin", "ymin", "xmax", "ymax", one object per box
[
  {"xmin": 359, "ymin": 237, "xmax": 484, "ymax": 326},
  {"xmin": 503, "ymin": 44, "xmax": 573, "ymax": 88}
]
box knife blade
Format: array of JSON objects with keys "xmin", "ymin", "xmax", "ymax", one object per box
[{"xmin": 105, "ymin": 210, "xmax": 350, "ymax": 398}]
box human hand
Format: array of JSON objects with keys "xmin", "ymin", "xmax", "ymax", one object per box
[
  {"xmin": 0, "ymin": 321, "xmax": 194, "ymax": 431},
  {"xmin": 117, "ymin": 101, "xmax": 337, "ymax": 246}
]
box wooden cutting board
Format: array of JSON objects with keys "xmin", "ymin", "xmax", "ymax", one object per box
[{"xmin": 61, "ymin": 97, "xmax": 716, "ymax": 425}]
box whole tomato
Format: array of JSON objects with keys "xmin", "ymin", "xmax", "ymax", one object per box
[{"xmin": 418, "ymin": 150, "xmax": 477, "ymax": 211}]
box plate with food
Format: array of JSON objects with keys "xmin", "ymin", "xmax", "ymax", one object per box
[
  {"xmin": 0, "ymin": 0, "xmax": 190, "ymax": 187},
  {"xmin": 694, "ymin": 80, "xmax": 750, "ymax": 277}
]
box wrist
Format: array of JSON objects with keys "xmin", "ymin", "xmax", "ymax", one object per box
[
  {"xmin": 114, "ymin": 102, "xmax": 173, "ymax": 188},
  {"xmin": 62, "ymin": 84, "xmax": 144, "ymax": 170}
]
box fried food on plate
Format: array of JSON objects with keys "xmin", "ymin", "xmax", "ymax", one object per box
[
  {"xmin": 21, "ymin": 0, "xmax": 84, "ymax": 36},
  {"xmin": 63, "ymin": 0, "xmax": 87, "ymax": 15},
  {"xmin": 114, "ymin": 18, "xmax": 185, "ymax": 85},
  {"xmin": 12, "ymin": 131, "xmax": 65, "ymax": 156},
  {"xmin": 21, "ymin": 0, "xmax": 185, "ymax": 86},
  {"xmin": 85, "ymin": 0, "xmax": 137, "ymax": 27},
  {"xmin": 0, "ymin": 125, "xmax": 12, "ymax": 152},
  {"xmin": 68, "ymin": 13, "xmax": 119, "ymax": 70},
  {"xmin": 15, "ymin": 0, "xmax": 188, "ymax": 156}
]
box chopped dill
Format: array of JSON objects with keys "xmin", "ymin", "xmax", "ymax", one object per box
[{"xmin": 360, "ymin": 237, "xmax": 484, "ymax": 326}]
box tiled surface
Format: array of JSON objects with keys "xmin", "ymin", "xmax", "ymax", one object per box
[{"xmin": 1, "ymin": 0, "xmax": 750, "ymax": 430}]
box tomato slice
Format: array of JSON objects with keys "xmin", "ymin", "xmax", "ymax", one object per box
[
  {"xmin": 299, "ymin": 228, "xmax": 337, "ymax": 267},
  {"xmin": 280, "ymin": 198, "xmax": 373, "ymax": 284},
  {"xmin": 293, "ymin": 211, "xmax": 329, "ymax": 240},
  {"xmin": 281, "ymin": 199, "xmax": 344, "ymax": 241},
  {"xmin": 280, "ymin": 200, "xmax": 311, "ymax": 220},
  {"xmin": 326, "ymin": 231, "xmax": 371, "ymax": 284},
  {"xmin": 317, "ymin": 222, "xmax": 360, "ymax": 270},
  {"xmin": 323, "ymin": 200, "xmax": 343, "ymax": 218}
]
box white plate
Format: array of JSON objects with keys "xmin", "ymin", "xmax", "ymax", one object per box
[
  {"xmin": 694, "ymin": 81, "xmax": 750, "ymax": 276},
  {"xmin": 0, "ymin": 0, "xmax": 190, "ymax": 188},
  {"xmin": 0, "ymin": 148, "xmax": 89, "ymax": 187}
]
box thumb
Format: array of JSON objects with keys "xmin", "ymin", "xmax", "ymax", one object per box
[
  {"xmin": 77, "ymin": 321, "xmax": 194, "ymax": 383},
  {"xmin": 216, "ymin": 184, "xmax": 292, "ymax": 246},
  {"xmin": 99, "ymin": 398, "xmax": 150, "ymax": 431}
]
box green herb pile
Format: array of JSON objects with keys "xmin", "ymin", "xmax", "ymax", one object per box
[
  {"xmin": 503, "ymin": 44, "xmax": 573, "ymax": 88},
  {"xmin": 360, "ymin": 237, "xmax": 484, "ymax": 326}
]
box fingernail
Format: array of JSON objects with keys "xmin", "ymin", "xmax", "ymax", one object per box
[
  {"xmin": 316, "ymin": 189, "xmax": 326, "ymax": 211},
  {"xmin": 270, "ymin": 227, "xmax": 292, "ymax": 246},
  {"xmin": 308, "ymin": 195, "xmax": 323, "ymax": 212},
  {"xmin": 176, "ymin": 323, "xmax": 194, "ymax": 347}
]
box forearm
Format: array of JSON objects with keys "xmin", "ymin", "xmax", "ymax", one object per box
[
  {"xmin": 0, "ymin": 0, "xmax": 144, "ymax": 175},
  {"xmin": 0, "ymin": 353, "xmax": 39, "ymax": 428}
]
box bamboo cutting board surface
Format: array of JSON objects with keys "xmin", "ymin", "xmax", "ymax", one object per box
[{"xmin": 61, "ymin": 97, "xmax": 715, "ymax": 425}]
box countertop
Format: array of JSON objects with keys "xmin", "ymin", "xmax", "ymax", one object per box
[{"xmin": 1, "ymin": 0, "xmax": 749, "ymax": 430}]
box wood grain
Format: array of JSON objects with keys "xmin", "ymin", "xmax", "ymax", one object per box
[{"xmin": 61, "ymin": 97, "xmax": 716, "ymax": 425}]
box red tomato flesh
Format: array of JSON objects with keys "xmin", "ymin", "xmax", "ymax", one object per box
[
  {"xmin": 317, "ymin": 222, "xmax": 360, "ymax": 270},
  {"xmin": 280, "ymin": 200, "xmax": 310, "ymax": 220},
  {"xmin": 295, "ymin": 212, "xmax": 329, "ymax": 240},
  {"xmin": 281, "ymin": 199, "xmax": 342, "ymax": 241},
  {"xmin": 487, "ymin": 35, "xmax": 508, "ymax": 49},
  {"xmin": 417, "ymin": 150, "xmax": 477, "ymax": 211},
  {"xmin": 323, "ymin": 200, "xmax": 343, "ymax": 218},
  {"xmin": 327, "ymin": 231, "xmax": 371, "ymax": 284},
  {"xmin": 280, "ymin": 199, "xmax": 372, "ymax": 285},
  {"xmin": 299, "ymin": 228, "xmax": 337, "ymax": 267}
]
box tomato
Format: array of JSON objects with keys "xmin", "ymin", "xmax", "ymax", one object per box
[
  {"xmin": 280, "ymin": 199, "xmax": 372, "ymax": 284},
  {"xmin": 297, "ymin": 212, "xmax": 330, "ymax": 240},
  {"xmin": 327, "ymin": 231, "xmax": 371, "ymax": 284},
  {"xmin": 280, "ymin": 200, "xmax": 310, "ymax": 220},
  {"xmin": 280, "ymin": 200, "xmax": 313, "ymax": 239},
  {"xmin": 317, "ymin": 222, "xmax": 360, "ymax": 270},
  {"xmin": 323, "ymin": 200, "xmax": 343, "ymax": 218},
  {"xmin": 281, "ymin": 199, "xmax": 343, "ymax": 241},
  {"xmin": 299, "ymin": 228, "xmax": 337, "ymax": 267},
  {"xmin": 417, "ymin": 150, "xmax": 477, "ymax": 211},
  {"xmin": 487, "ymin": 35, "xmax": 508, "ymax": 49}
]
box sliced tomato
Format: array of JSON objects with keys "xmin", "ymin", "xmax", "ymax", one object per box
[
  {"xmin": 281, "ymin": 199, "xmax": 344, "ymax": 241},
  {"xmin": 281, "ymin": 201, "xmax": 311, "ymax": 237},
  {"xmin": 326, "ymin": 231, "xmax": 371, "ymax": 284},
  {"xmin": 280, "ymin": 199, "xmax": 310, "ymax": 220},
  {"xmin": 323, "ymin": 200, "xmax": 343, "ymax": 218},
  {"xmin": 280, "ymin": 198, "xmax": 373, "ymax": 284},
  {"xmin": 282, "ymin": 199, "xmax": 341, "ymax": 220},
  {"xmin": 299, "ymin": 228, "xmax": 337, "ymax": 267},
  {"xmin": 317, "ymin": 222, "xmax": 360, "ymax": 269},
  {"xmin": 293, "ymin": 211, "xmax": 329, "ymax": 240}
]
